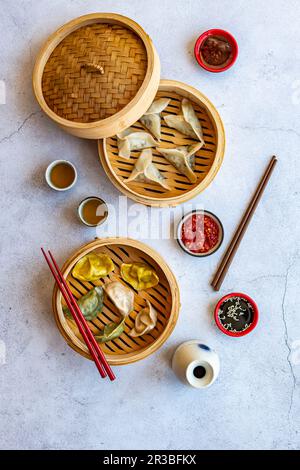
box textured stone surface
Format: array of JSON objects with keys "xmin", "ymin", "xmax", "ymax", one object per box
[{"xmin": 0, "ymin": 0, "xmax": 299, "ymax": 450}]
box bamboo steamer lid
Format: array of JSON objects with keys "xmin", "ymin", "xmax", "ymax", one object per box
[{"xmin": 33, "ymin": 13, "xmax": 160, "ymax": 139}]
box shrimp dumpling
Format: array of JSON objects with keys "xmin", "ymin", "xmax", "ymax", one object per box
[
  {"xmin": 125, "ymin": 148, "xmax": 170, "ymax": 190},
  {"xmin": 129, "ymin": 300, "xmax": 158, "ymax": 337},
  {"xmin": 140, "ymin": 98, "xmax": 170, "ymax": 140}
]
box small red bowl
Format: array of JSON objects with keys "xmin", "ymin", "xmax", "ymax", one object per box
[
  {"xmin": 214, "ymin": 292, "xmax": 259, "ymax": 337},
  {"xmin": 194, "ymin": 29, "xmax": 238, "ymax": 73},
  {"xmin": 177, "ymin": 210, "xmax": 224, "ymax": 258}
]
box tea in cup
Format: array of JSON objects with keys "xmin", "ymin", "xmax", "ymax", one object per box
[
  {"xmin": 45, "ymin": 160, "xmax": 77, "ymax": 191},
  {"xmin": 78, "ymin": 197, "xmax": 108, "ymax": 227}
]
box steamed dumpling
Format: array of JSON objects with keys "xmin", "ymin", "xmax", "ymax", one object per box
[
  {"xmin": 164, "ymin": 115, "xmax": 197, "ymax": 139},
  {"xmin": 104, "ymin": 281, "xmax": 134, "ymax": 318},
  {"xmin": 63, "ymin": 286, "xmax": 104, "ymax": 321},
  {"xmin": 116, "ymin": 129, "xmax": 131, "ymax": 159},
  {"xmin": 140, "ymin": 114, "xmax": 161, "ymax": 141},
  {"xmin": 157, "ymin": 142, "xmax": 202, "ymax": 183},
  {"xmin": 117, "ymin": 128, "xmax": 157, "ymax": 159},
  {"xmin": 72, "ymin": 253, "xmax": 114, "ymax": 281},
  {"xmin": 121, "ymin": 262, "xmax": 159, "ymax": 290},
  {"xmin": 125, "ymin": 148, "xmax": 170, "ymax": 190},
  {"xmin": 129, "ymin": 300, "xmax": 158, "ymax": 337},
  {"xmin": 140, "ymin": 98, "xmax": 170, "ymax": 140},
  {"xmin": 146, "ymin": 98, "xmax": 171, "ymax": 115},
  {"xmin": 95, "ymin": 320, "xmax": 125, "ymax": 344},
  {"xmin": 181, "ymin": 98, "xmax": 204, "ymax": 143},
  {"xmin": 164, "ymin": 99, "xmax": 204, "ymax": 144}
]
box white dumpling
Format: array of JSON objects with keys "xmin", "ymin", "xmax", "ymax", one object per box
[
  {"xmin": 140, "ymin": 114, "xmax": 161, "ymax": 141},
  {"xmin": 146, "ymin": 98, "xmax": 171, "ymax": 115},
  {"xmin": 164, "ymin": 99, "xmax": 204, "ymax": 145},
  {"xmin": 116, "ymin": 138, "xmax": 131, "ymax": 159},
  {"xmin": 140, "ymin": 98, "xmax": 170, "ymax": 140},
  {"xmin": 104, "ymin": 281, "xmax": 134, "ymax": 318},
  {"xmin": 117, "ymin": 127, "xmax": 135, "ymax": 138},
  {"xmin": 129, "ymin": 300, "xmax": 158, "ymax": 337},
  {"xmin": 182, "ymin": 98, "xmax": 204, "ymax": 143},
  {"xmin": 125, "ymin": 148, "xmax": 170, "ymax": 190},
  {"xmin": 157, "ymin": 142, "xmax": 202, "ymax": 183},
  {"xmin": 117, "ymin": 129, "xmax": 157, "ymax": 159},
  {"xmin": 164, "ymin": 115, "xmax": 197, "ymax": 139},
  {"xmin": 178, "ymin": 142, "xmax": 203, "ymax": 158}
]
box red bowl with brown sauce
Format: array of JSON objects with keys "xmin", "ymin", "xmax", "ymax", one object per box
[{"xmin": 194, "ymin": 29, "xmax": 238, "ymax": 73}]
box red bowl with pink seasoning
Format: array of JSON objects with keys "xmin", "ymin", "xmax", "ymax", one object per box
[
  {"xmin": 194, "ymin": 29, "xmax": 238, "ymax": 73},
  {"xmin": 177, "ymin": 210, "xmax": 224, "ymax": 257}
]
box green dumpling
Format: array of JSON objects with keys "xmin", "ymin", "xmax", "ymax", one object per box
[{"xmin": 63, "ymin": 286, "xmax": 104, "ymax": 321}]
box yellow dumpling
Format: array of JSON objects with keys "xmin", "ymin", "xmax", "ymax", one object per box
[
  {"xmin": 121, "ymin": 262, "xmax": 159, "ymax": 290},
  {"xmin": 72, "ymin": 253, "xmax": 114, "ymax": 282}
]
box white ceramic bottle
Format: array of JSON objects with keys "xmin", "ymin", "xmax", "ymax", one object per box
[{"xmin": 172, "ymin": 340, "xmax": 220, "ymax": 388}]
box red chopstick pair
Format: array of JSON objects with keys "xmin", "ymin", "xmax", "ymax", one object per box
[{"xmin": 41, "ymin": 248, "xmax": 115, "ymax": 381}]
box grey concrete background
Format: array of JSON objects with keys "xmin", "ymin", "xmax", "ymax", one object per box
[{"xmin": 0, "ymin": 0, "xmax": 299, "ymax": 450}]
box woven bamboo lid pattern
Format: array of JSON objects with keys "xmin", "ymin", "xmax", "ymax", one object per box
[
  {"xmin": 33, "ymin": 13, "xmax": 160, "ymax": 139},
  {"xmin": 42, "ymin": 23, "xmax": 147, "ymax": 123}
]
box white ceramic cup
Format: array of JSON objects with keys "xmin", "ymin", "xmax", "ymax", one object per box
[
  {"xmin": 77, "ymin": 196, "xmax": 108, "ymax": 227},
  {"xmin": 172, "ymin": 340, "xmax": 220, "ymax": 389},
  {"xmin": 45, "ymin": 160, "xmax": 77, "ymax": 191}
]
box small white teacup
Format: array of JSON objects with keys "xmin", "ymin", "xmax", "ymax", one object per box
[{"xmin": 45, "ymin": 160, "xmax": 77, "ymax": 191}]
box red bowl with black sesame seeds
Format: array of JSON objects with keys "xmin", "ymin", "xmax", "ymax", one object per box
[{"xmin": 214, "ymin": 292, "xmax": 259, "ymax": 337}]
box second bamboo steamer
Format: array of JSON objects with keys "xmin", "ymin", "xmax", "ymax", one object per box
[{"xmin": 98, "ymin": 79, "xmax": 225, "ymax": 207}]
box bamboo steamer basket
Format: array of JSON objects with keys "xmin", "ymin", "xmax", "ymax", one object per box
[
  {"xmin": 52, "ymin": 238, "xmax": 180, "ymax": 366},
  {"xmin": 33, "ymin": 13, "xmax": 160, "ymax": 139},
  {"xmin": 98, "ymin": 79, "xmax": 225, "ymax": 207}
]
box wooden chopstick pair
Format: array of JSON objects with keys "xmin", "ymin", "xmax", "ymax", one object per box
[
  {"xmin": 41, "ymin": 248, "xmax": 115, "ymax": 381},
  {"xmin": 211, "ymin": 155, "xmax": 278, "ymax": 291}
]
